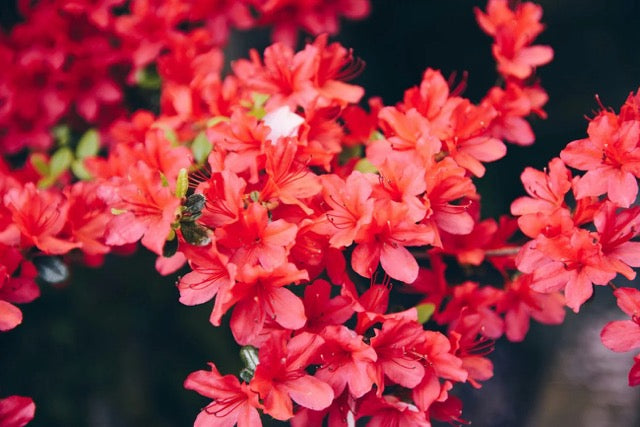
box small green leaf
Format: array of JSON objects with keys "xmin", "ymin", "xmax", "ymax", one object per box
[
  {"xmin": 30, "ymin": 153, "xmax": 49, "ymax": 176},
  {"xmin": 180, "ymin": 221, "xmax": 211, "ymax": 246},
  {"xmin": 354, "ymin": 158, "xmax": 378, "ymax": 174},
  {"xmin": 175, "ymin": 168, "xmax": 188, "ymax": 198},
  {"xmin": 50, "ymin": 147, "xmax": 73, "ymax": 177},
  {"xmin": 370, "ymin": 130, "xmax": 384, "ymax": 141},
  {"xmin": 76, "ymin": 129, "xmax": 100, "ymax": 159},
  {"xmin": 111, "ymin": 208, "xmax": 127, "ymax": 215},
  {"xmin": 136, "ymin": 65, "xmax": 162, "ymax": 90},
  {"xmin": 248, "ymin": 92, "xmax": 269, "ymax": 119},
  {"xmin": 416, "ymin": 303, "xmax": 436, "ymax": 324},
  {"xmin": 33, "ymin": 256, "xmax": 69, "ymax": 284},
  {"xmin": 206, "ymin": 116, "xmax": 229, "ymax": 127},
  {"xmin": 191, "ymin": 131, "xmax": 212, "ymax": 164},
  {"xmin": 162, "ymin": 233, "xmax": 179, "ymax": 258},
  {"xmin": 52, "ymin": 125, "xmax": 71, "ymax": 146},
  {"xmin": 339, "ymin": 144, "xmax": 363, "ymax": 165},
  {"xmin": 239, "ymin": 345, "xmax": 259, "ymax": 382},
  {"xmin": 164, "ymin": 128, "xmax": 178, "ymax": 146},
  {"xmin": 71, "ymin": 159, "xmax": 92, "ymax": 180}
]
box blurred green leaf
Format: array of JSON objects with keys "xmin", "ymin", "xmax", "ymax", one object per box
[
  {"xmin": 191, "ymin": 132, "xmax": 212, "ymax": 165},
  {"xmin": 416, "ymin": 303, "xmax": 436, "ymax": 324},
  {"xmin": 76, "ymin": 129, "xmax": 100, "ymax": 159}
]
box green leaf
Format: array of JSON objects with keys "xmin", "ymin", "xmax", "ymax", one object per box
[
  {"xmin": 136, "ymin": 65, "xmax": 161, "ymax": 90},
  {"xmin": 162, "ymin": 234, "xmax": 179, "ymax": 257},
  {"xmin": 76, "ymin": 129, "xmax": 100, "ymax": 159},
  {"xmin": 339, "ymin": 144, "xmax": 363, "ymax": 165},
  {"xmin": 248, "ymin": 92, "xmax": 269, "ymax": 119},
  {"xmin": 354, "ymin": 158, "xmax": 378, "ymax": 174},
  {"xmin": 30, "ymin": 153, "xmax": 49, "ymax": 176},
  {"xmin": 33, "ymin": 256, "xmax": 69, "ymax": 284},
  {"xmin": 52, "ymin": 125, "xmax": 71, "ymax": 146},
  {"xmin": 416, "ymin": 303, "xmax": 436, "ymax": 324},
  {"xmin": 239, "ymin": 345, "xmax": 259, "ymax": 382},
  {"xmin": 191, "ymin": 131, "xmax": 212, "ymax": 164},
  {"xmin": 49, "ymin": 147, "xmax": 74, "ymax": 178},
  {"xmin": 370, "ymin": 130, "xmax": 384, "ymax": 141},
  {"xmin": 71, "ymin": 159, "xmax": 92, "ymax": 180},
  {"xmin": 110, "ymin": 208, "xmax": 127, "ymax": 215},
  {"xmin": 206, "ymin": 116, "xmax": 229, "ymax": 127},
  {"xmin": 175, "ymin": 168, "xmax": 188, "ymax": 198},
  {"xmin": 180, "ymin": 221, "xmax": 211, "ymax": 246}
]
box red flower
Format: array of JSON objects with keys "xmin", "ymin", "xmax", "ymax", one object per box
[
  {"xmin": 184, "ymin": 363, "xmax": 262, "ymax": 427},
  {"xmin": 3, "ymin": 183, "xmax": 79, "ymax": 254},
  {"xmin": 315, "ymin": 325, "xmax": 377, "ymax": 398},
  {"xmin": 250, "ymin": 331, "xmax": 334, "ymax": 420}
]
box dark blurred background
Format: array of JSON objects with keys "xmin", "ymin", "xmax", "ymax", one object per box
[{"xmin": 2, "ymin": 0, "xmax": 640, "ymax": 425}]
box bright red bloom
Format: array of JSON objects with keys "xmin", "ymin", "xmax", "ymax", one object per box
[
  {"xmin": 228, "ymin": 263, "xmax": 308, "ymax": 345},
  {"xmin": 315, "ymin": 325, "xmax": 377, "ymax": 398},
  {"xmin": 497, "ymin": 274, "xmax": 565, "ymax": 342},
  {"xmin": 475, "ymin": 0, "xmax": 553, "ymax": 79},
  {"xmin": 302, "ymin": 279, "xmax": 354, "ymax": 333},
  {"xmin": 104, "ymin": 161, "xmax": 181, "ymax": 255},
  {"xmin": 593, "ymin": 202, "xmax": 640, "ymax": 280},
  {"xmin": 511, "ymin": 157, "xmax": 573, "ymax": 238},
  {"xmin": 215, "ymin": 202, "xmax": 298, "ymax": 272},
  {"xmin": 250, "ymin": 331, "xmax": 334, "ymax": 420},
  {"xmin": 561, "ymin": 114, "xmax": 640, "ymax": 207},
  {"xmin": 321, "ymin": 171, "xmax": 374, "ymax": 248},
  {"xmin": 0, "ymin": 395, "xmax": 35, "ymax": 427},
  {"xmin": 517, "ymin": 229, "xmax": 616, "ymax": 312},
  {"xmin": 184, "ymin": 363, "xmax": 262, "ymax": 427},
  {"xmin": 351, "ymin": 203, "xmax": 434, "ymax": 283},
  {"xmin": 369, "ymin": 318, "xmax": 426, "ymax": 390},
  {"xmin": 3, "ymin": 183, "xmax": 79, "ymax": 254}
]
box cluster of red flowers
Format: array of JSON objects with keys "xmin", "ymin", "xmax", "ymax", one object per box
[
  {"xmin": 0, "ymin": 0, "xmax": 369, "ymax": 154},
  {"xmin": 2, "ymin": 0, "xmax": 640, "ymax": 425},
  {"xmin": 512, "ymin": 89, "xmax": 640, "ymax": 386}
]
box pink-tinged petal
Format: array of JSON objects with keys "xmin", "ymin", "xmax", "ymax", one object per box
[
  {"xmin": 501, "ymin": 116, "xmax": 534, "ymax": 146},
  {"xmin": 505, "ymin": 303, "xmax": 529, "ymax": 342},
  {"xmin": 105, "ymin": 213, "xmax": 145, "ymax": 246},
  {"xmin": 178, "ymin": 271, "xmax": 222, "ymax": 306},
  {"xmin": 412, "ymin": 373, "xmax": 441, "ymax": 411},
  {"xmin": 516, "ymin": 45, "xmax": 554, "ymax": 67},
  {"xmin": 351, "ymin": 242, "xmax": 380, "ymax": 278},
  {"xmin": 564, "ymin": 270, "xmax": 593, "ymax": 313},
  {"xmin": 155, "ymin": 252, "xmax": 186, "ymax": 276},
  {"xmin": 0, "ymin": 395, "xmax": 35, "ymax": 427},
  {"xmin": 462, "ymin": 136, "xmax": 507, "ymax": 162},
  {"xmin": 572, "ymin": 169, "xmax": 610, "ymax": 200},
  {"xmin": 560, "ymin": 138, "xmax": 602, "ymax": 170},
  {"xmin": 610, "ymin": 242, "xmax": 640, "ymax": 269},
  {"xmin": 319, "ymin": 80, "xmax": 364, "ymax": 104},
  {"xmin": 231, "ymin": 298, "xmax": 265, "ymax": 345},
  {"xmin": 285, "ymin": 375, "xmax": 334, "ymax": 411},
  {"xmin": 141, "ymin": 219, "xmax": 172, "ymax": 255},
  {"xmin": 613, "ymin": 287, "xmax": 640, "ymax": 317},
  {"xmin": 0, "ymin": 300, "xmax": 22, "ymax": 331},
  {"xmin": 382, "ymin": 357, "xmax": 425, "ymax": 389},
  {"xmin": 530, "ymin": 262, "xmax": 572, "ymax": 293},
  {"xmin": 269, "ymin": 287, "xmax": 307, "ymax": 330},
  {"xmin": 348, "ymin": 360, "xmax": 376, "ymax": 398},
  {"xmin": 379, "ymin": 244, "xmax": 419, "ymax": 284},
  {"xmin": 601, "ymin": 320, "xmax": 640, "ymax": 352},
  {"xmin": 607, "ymin": 170, "xmax": 638, "ymax": 208},
  {"xmin": 236, "ymin": 404, "xmax": 262, "ymax": 427},
  {"xmin": 262, "ymin": 387, "xmax": 293, "ymax": 421}
]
